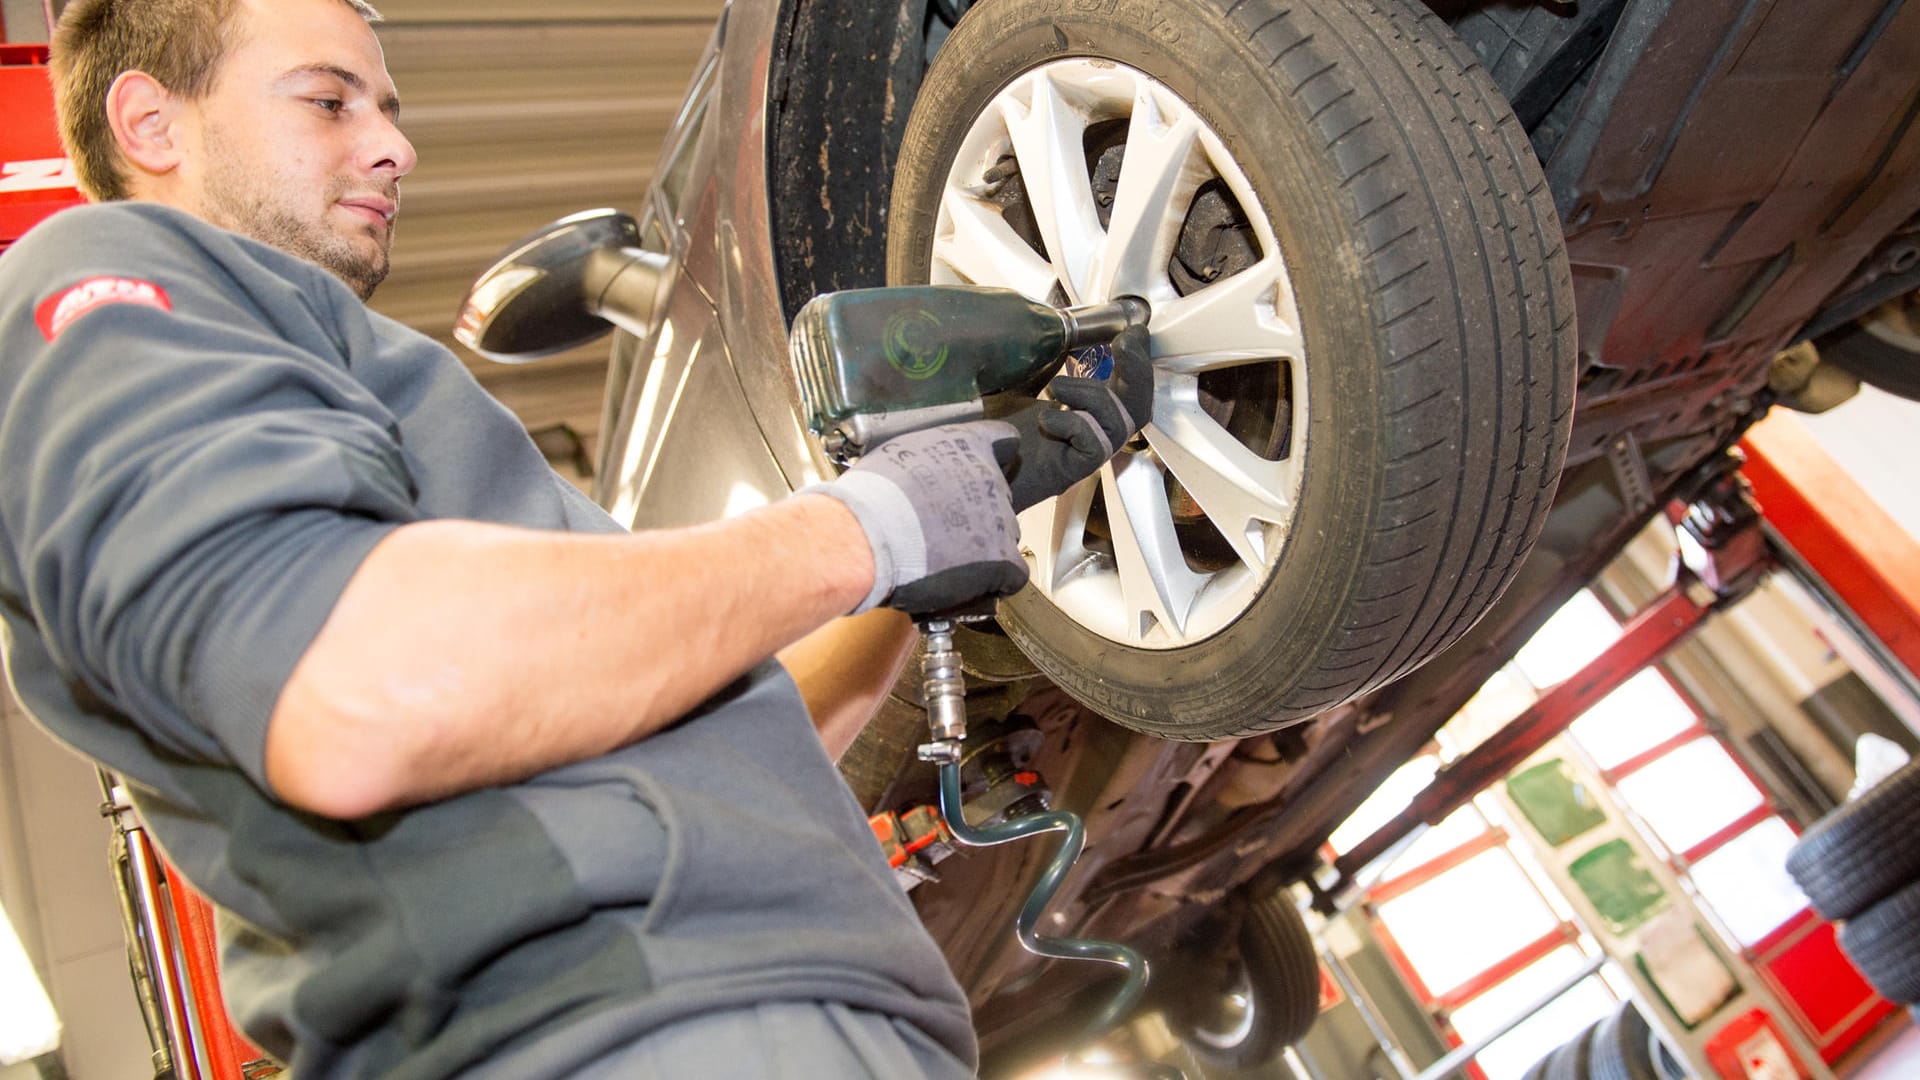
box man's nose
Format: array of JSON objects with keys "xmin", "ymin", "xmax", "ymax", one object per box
[{"xmin": 366, "ymin": 115, "xmax": 418, "ymax": 180}]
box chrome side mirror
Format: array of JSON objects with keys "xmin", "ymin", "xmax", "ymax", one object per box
[{"xmin": 454, "ymin": 208, "xmax": 670, "ymax": 363}]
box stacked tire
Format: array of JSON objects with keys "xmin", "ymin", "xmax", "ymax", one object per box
[
  {"xmin": 1519, "ymin": 1003, "xmax": 1679, "ymax": 1080},
  {"xmin": 1785, "ymin": 760, "xmax": 1920, "ymax": 1008}
]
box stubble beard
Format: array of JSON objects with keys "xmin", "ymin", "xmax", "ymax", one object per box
[{"xmin": 197, "ymin": 135, "xmax": 394, "ymax": 301}]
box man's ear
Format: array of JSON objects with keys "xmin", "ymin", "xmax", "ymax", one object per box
[{"xmin": 105, "ymin": 71, "xmax": 185, "ymax": 179}]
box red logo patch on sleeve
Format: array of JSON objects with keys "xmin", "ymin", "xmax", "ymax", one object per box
[{"xmin": 34, "ymin": 276, "xmax": 172, "ymax": 341}]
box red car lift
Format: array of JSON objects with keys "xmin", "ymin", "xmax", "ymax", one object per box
[
  {"xmin": 1325, "ymin": 454, "xmax": 1774, "ymax": 894},
  {"xmin": 102, "ymin": 774, "xmax": 281, "ymax": 1080},
  {"xmin": 1740, "ymin": 412, "xmax": 1920, "ymax": 693}
]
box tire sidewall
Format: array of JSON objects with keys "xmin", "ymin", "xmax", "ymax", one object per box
[
  {"xmin": 1819, "ymin": 318, "xmax": 1920, "ymax": 400},
  {"xmin": 1163, "ymin": 889, "xmax": 1319, "ymax": 1066},
  {"xmin": 887, "ymin": 0, "xmax": 1389, "ymax": 729}
]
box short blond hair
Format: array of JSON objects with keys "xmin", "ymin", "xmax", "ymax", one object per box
[{"xmin": 51, "ymin": 0, "xmax": 384, "ymax": 201}]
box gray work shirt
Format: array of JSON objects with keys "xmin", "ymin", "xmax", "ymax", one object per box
[{"xmin": 0, "ymin": 203, "xmax": 973, "ymax": 1078}]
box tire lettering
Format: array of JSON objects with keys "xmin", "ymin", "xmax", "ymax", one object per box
[{"xmin": 1029, "ymin": 0, "xmax": 1121, "ymax": 17}]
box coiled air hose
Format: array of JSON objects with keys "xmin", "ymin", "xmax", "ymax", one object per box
[
  {"xmin": 915, "ymin": 618, "xmax": 1169, "ymax": 1071},
  {"xmin": 932, "ymin": 754, "xmax": 1150, "ymax": 1038}
]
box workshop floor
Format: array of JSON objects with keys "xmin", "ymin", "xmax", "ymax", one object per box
[{"xmin": 1841, "ymin": 1012, "xmax": 1919, "ymax": 1080}]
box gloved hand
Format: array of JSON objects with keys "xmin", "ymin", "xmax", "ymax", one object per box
[
  {"xmin": 1002, "ymin": 324, "xmax": 1155, "ymax": 511},
  {"xmin": 803, "ymin": 421, "xmax": 1029, "ymax": 616}
]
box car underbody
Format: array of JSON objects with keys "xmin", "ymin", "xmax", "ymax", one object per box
[
  {"xmin": 737, "ymin": 0, "xmax": 1920, "ymax": 1061},
  {"xmin": 543, "ymin": 0, "xmax": 1920, "ymax": 1070}
]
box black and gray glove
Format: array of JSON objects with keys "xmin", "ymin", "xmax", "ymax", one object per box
[
  {"xmin": 804, "ymin": 421, "xmax": 1029, "ymax": 616},
  {"xmin": 1002, "ymin": 324, "xmax": 1155, "ymax": 511}
]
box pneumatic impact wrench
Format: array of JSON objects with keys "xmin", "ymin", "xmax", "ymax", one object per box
[{"xmin": 789, "ymin": 285, "xmax": 1165, "ymax": 1056}]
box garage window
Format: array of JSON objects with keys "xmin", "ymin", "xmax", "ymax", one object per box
[{"xmin": 1333, "ymin": 772, "xmax": 1611, "ymax": 1080}]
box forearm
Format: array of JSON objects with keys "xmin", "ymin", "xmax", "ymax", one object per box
[
  {"xmin": 266, "ymin": 494, "xmax": 872, "ymax": 817},
  {"xmin": 778, "ymin": 609, "xmax": 917, "ymax": 759}
]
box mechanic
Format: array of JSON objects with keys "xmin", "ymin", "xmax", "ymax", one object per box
[{"xmin": 0, "ymin": 0, "xmax": 1153, "ymax": 1076}]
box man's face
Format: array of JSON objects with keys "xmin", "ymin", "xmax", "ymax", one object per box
[{"xmin": 173, "ymin": 0, "xmax": 417, "ymax": 299}]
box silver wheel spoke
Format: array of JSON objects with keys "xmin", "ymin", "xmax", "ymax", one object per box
[
  {"xmin": 1000, "ymin": 71, "xmax": 1104, "ymax": 303},
  {"xmin": 1103, "ymin": 453, "xmax": 1207, "ymax": 640},
  {"xmin": 1146, "ymin": 384, "xmax": 1295, "ymax": 572},
  {"xmin": 937, "ymin": 59, "xmax": 1304, "ymax": 647},
  {"xmin": 1150, "ymin": 256, "xmax": 1304, "ymax": 374},
  {"xmin": 1018, "ymin": 474, "xmax": 1097, "ymax": 592},
  {"xmin": 1091, "ymin": 83, "xmax": 1204, "ymax": 302},
  {"xmin": 936, "ymin": 194, "xmax": 1061, "ymax": 302}
]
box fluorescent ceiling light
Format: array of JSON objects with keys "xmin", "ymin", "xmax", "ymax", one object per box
[{"xmin": 0, "ymin": 902, "xmax": 60, "ymax": 1064}]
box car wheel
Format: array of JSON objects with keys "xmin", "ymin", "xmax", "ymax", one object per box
[
  {"xmin": 1816, "ymin": 292, "xmax": 1920, "ymax": 401},
  {"xmin": 1785, "ymin": 760, "xmax": 1920, "ymax": 921},
  {"xmin": 1163, "ymin": 889, "xmax": 1321, "ymax": 1069},
  {"xmin": 1839, "ymin": 876, "xmax": 1920, "ymax": 1003},
  {"xmin": 887, "ymin": 0, "xmax": 1576, "ymax": 735}
]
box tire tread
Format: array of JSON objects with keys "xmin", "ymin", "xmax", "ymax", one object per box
[
  {"xmin": 1786, "ymin": 761, "xmax": 1920, "ymax": 921},
  {"xmin": 892, "ymin": 0, "xmax": 1575, "ymax": 736}
]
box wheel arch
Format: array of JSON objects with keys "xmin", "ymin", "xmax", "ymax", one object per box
[{"xmin": 759, "ymin": 0, "xmax": 1576, "ymax": 335}]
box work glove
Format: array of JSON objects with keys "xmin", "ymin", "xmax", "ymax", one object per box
[
  {"xmin": 1002, "ymin": 324, "xmax": 1155, "ymax": 511},
  {"xmin": 803, "ymin": 421, "xmax": 1029, "ymax": 616}
]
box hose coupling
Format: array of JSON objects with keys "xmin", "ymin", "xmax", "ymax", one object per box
[{"xmin": 919, "ymin": 619, "xmax": 968, "ymax": 743}]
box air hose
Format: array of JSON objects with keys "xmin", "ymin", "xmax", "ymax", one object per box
[
  {"xmin": 931, "ymin": 755, "xmax": 1151, "ymax": 1037},
  {"xmin": 914, "ymin": 619, "xmax": 1154, "ymax": 1048}
]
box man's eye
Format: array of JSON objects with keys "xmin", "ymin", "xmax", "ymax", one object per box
[{"xmin": 312, "ymin": 99, "xmax": 344, "ymax": 114}]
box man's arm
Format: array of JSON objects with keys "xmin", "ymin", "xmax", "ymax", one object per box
[
  {"xmin": 270, "ymin": 330, "xmax": 1163, "ymax": 815},
  {"xmin": 266, "ymin": 493, "xmax": 875, "ymax": 818},
  {"xmin": 2, "ymin": 214, "xmax": 1148, "ymax": 820},
  {"xmin": 778, "ymin": 609, "xmax": 916, "ymax": 760}
]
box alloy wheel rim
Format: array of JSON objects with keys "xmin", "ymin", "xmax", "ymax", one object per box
[
  {"xmin": 1187, "ymin": 964, "xmax": 1258, "ymax": 1050},
  {"xmin": 930, "ymin": 58, "xmax": 1308, "ymax": 648}
]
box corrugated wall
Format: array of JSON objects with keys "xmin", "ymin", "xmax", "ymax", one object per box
[{"xmin": 370, "ymin": 1, "xmax": 725, "ymax": 478}]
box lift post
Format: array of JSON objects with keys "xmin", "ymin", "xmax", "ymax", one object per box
[{"xmin": 1325, "ymin": 455, "xmax": 1772, "ymax": 898}]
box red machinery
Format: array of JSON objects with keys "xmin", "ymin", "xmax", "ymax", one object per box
[
  {"xmin": 102, "ymin": 775, "xmax": 281, "ymax": 1080},
  {"xmin": 0, "ymin": 8, "xmax": 83, "ymax": 253}
]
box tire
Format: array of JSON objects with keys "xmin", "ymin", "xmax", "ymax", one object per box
[
  {"xmin": 1590, "ymin": 1003, "xmax": 1659, "ymax": 1080},
  {"xmin": 1816, "ymin": 294, "xmax": 1920, "ymax": 401},
  {"xmin": 887, "ymin": 0, "xmax": 1576, "ymax": 736},
  {"xmin": 1785, "ymin": 759, "xmax": 1920, "ymax": 921},
  {"xmin": 1839, "ymin": 876, "xmax": 1920, "ymax": 1003},
  {"xmin": 1542, "ymin": 1022, "xmax": 1595, "ymax": 1080},
  {"xmin": 1651, "ymin": 1036, "xmax": 1687, "ymax": 1080},
  {"xmin": 1164, "ymin": 889, "xmax": 1322, "ymax": 1068}
]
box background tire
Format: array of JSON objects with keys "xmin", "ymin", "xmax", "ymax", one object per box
[
  {"xmin": 1590, "ymin": 1002, "xmax": 1659, "ymax": 1080},
  {"xmin": 1542, "ymin": 1022, "xmax": 1595, "ymax": 1080},
  {"xmin": 1839, "ymin": 876, "xmax": 1920, "ymax": 1003},
  {"xmin": 1816, "ymin": 293, "xmax": 1920, "ymax": 401},
  {"xmin": 888, "ymin": 0, "xmax": 1575, "ymax": 736},
  {"xmin": 1785, "ymin": 760, "xmax": 1920, "ymax": 921},
  {"xmin": 1651, "ymin": 1035, "xmax": 1686, "ymax": 1080},
  {"xmin": 1164, "ymin": 889, "xmax": 1321, "ymax": 1068}
]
